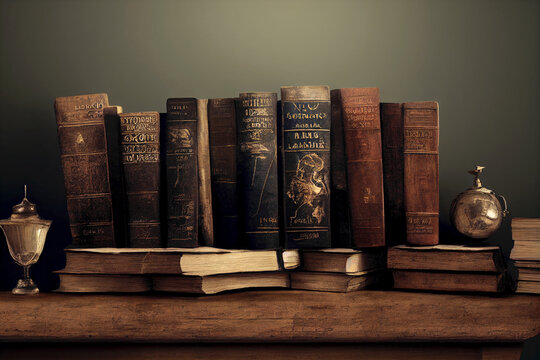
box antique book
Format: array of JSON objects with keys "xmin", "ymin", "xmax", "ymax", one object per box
[
  {"xmin": 290, "ymin": 270, "xmax": 380, "ymax": 293},
  {"xmin": 103, "ymin": 106, "xmax": 128, "ymax": 247},
  {"xmin": 514, "ymin": 260, "xmax": 540, "ymax": 269},
  {"xmin": 387, "ymin": 245, "xmax": 505, "ymax": 272},
  {"xmin": 392, "ymin": 270, "xmax": 505, "ymax": 293},
  {"xmin": 331, "ymin": 88, "xmax": 384, "ymax": 248},
  {"xmin": 165, "ymin": 98, "xmax": 199, "ymax": 247},
  {"xmin": 55, "ymin": 93, "xmax": 122, "ymax": 247},
  {"xmin": 380, "ymin": 102, "xmax": 405, "ymax": 247},
  {"xmin": 55, "ymin": 273, "xmax": 151, "ymax": 293},
  {"xmin": 330, "ymin": 90, "xmax": 351, "ymax": 248},
  {"xmin": 403, "ymin": 101, "xmax": 439, "ymax": 245},
  {"xmin": 301, "ymin": 248, "xmax": 385, "ymax": 274},
  {"xmin": 153, "ymin": 272, "xmax": 289, "ymax": 294},
  {"xmin": 512, "ymin": 217, "xmax": 540, "ymax": 240},
  {"xmin": 61, "ymin": 247, "xmax": 300, "ymax": 275},
  {"xmin": 517, "ymin": 268, "xmax": 540, "ymax": 282},
  {"xmin": 208, "ymin": 98, "xmax": 239, "ymax": 248},
  {"xmin": 281, "ymin": 86, "xmax": 331, "ymax": 248},
  {"xmin": 120, "ymin": 112, "xmax": 161, "ymax": 247},
  {"xmin": 237, "ymin": 92, "xmax": 280, "ymax": 249},
  {"xmin": 516, "ymin": 281, "xmax": 540, "ymax": 295},
  {"xmin": 510, "ymin": 242, "xmax": 540, "ymax": 261},
  {"xmin": 197, "ymin": 99, "xmax": 214, "ymax": 246}
]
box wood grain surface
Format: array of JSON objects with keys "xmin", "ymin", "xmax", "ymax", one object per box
[{"xmin": 0, "ymin": 290, "xmax": 538, "ymax": 342}]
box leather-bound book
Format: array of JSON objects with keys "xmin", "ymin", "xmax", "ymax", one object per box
[
  {"xmin": 55, "ymin": 93, "xmax": 121, "ymax": 247},
  {"xmin": 331, "ymin": 88, "xmax": 384, "ymax": 248},
  {"xmin": 380, "ymin": 103, "xmax": 405, "ymax": 246},
  {"xmin": 208, "ymin": 98, "xmax": 239, "ymax": 248},
  {"xmin": 403, "ymin": 101, "xmax": 439, "ymax": 245},
  {"xmin": 237, "ymin": 92, "xmax": 280, "ymax": 249},
  {"xmin": 120, "ymin": 111, "xmax": 161, "ymax": 247},
  {"xmin": 330, "ymin": 91, "xmax": 351, "ymax": 248},
  {"xmin": 165, "ymin": 98, "xmax": 198, "ymax": 247},
  {"xmin": 281, "ymin": 86, "xmax": 331, "ymax": 249},
  {"xmin": 197, "ymin": 99, "xmax": 214, "ymax": 246}
]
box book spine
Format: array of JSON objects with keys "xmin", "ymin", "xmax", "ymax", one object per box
[
  {"xmin": 103, "ymin": 106, "xmax": 128, "ymax": 247},
  {"xmin": 165, "ymin": 98, "xmax": 199, "ymax": 247},
  {"xmin": 281, "ymin": 86, "xmax": 331, "ymax": 249},
  {"xmin": 120, "ymin": 112, "xmax": 161, "ymax": 247},
  {"xmin": 330, "ymin": 91, "xmax": 351, "ymax": 248},
  {"xmin": 237, "ymin": 92, "xmax": 280, "ymax": 249},
  {"xmin": 208, "ymin": 98, "xmax": 239, "ymax": 248},
  {"xmin": 54, "ymin": 93, "xmax": 119, "ymax": 248},
  {"xmin": 333, "ymin": 88, "xmax": 384, "ymax": 248},
  {"xmin": 197, "ymin": 99, "xmax": 214, "ymax": 246},
  {"xmin": 380, "ymin": 103, "xmax": 405, "ymax": 247},
  {"xmin": 403, "ymin": 102, "xmax": 439, "ymax": 245}
]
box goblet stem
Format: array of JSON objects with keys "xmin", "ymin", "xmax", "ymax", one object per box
[{"xmin": 23, "ymin": 265, "xmax": 30, "ymax": 281}]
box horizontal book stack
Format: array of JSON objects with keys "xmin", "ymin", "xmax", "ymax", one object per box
[
  {"xmin": 511, "ymin": 218, "xmax": 540, "ymax": 295},
  {"xmin": 289, "ymin": 249, "xmax": 385, "ymax": 292},
  {"xmin": 388, "ymin": 245, "xmax": 509, "ymax": 294},
  {"xmin": 56, "ymin": 248, "xmax": 299, "ymax": 294}
]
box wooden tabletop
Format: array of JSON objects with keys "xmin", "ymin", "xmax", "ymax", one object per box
[{"xmin": 0, "ymin": 290, "xmax": 538, "ymax": 343}]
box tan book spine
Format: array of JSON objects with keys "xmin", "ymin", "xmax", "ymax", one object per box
[{"xmin": 197, "ymin": 99, "xmax": 214, "ymax": 246}]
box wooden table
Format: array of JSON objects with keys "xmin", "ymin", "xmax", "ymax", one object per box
[{"xmin": 0, "ymin": 290, "xmax": 538, "ymax": 359}]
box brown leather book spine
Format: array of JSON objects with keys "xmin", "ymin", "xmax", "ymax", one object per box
[
  {"xmin": 392, "ymin": 270, "xmax": 504, "ymax": 293},
  {"xmin": 332, "ymin": 88, "xmax": 384, "ymax": 248},
  {"xmin": 197, "ymin": 99, "xmax": 214, "ymax": 246},
  {"xmin": 281, "ymin": 86, "xmax": 331, "ymax": 248},
  {"xmin": 165, "ymin": 98, "xmax": 198, "ymax": 247},
  {"xmin": 403, "ymin": 102, "xmax": 439, "ymax": 245},
  {"xmin": 208, "ymin": 98, "xmax": 239, "ymax": 249},
  {"xmin": 237, "ymin": 92, "xmax": 280, "ymax": 249},
  {"xmin": 330, "ymin": 91, "xmax": 351, "ymax": 248},
  {"xmin": 380, "ymin": 103, "xmax": 405, "ymax": 247},
  {"xmin": 120, "ymin": 112, "xmax": 161, "ymax": 247},
  {"xmin": 55, "ymin": 93, "xmax": 119, "ymax": 248}
]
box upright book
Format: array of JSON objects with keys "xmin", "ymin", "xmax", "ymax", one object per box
[
  {"xmin": 208, "ymin": 98, "xmax": 239, "ymax": 248},
  {"xmin": 403, "ymin": 102, "xmax": 439, "ymax": 245},
  {"xmin": 281, "ymin": 86, "xmax": 331, "ymax": 248},
  {"xmin": 380, "ymin": 102, "xmax": 405, "ymax": 246},
  {"xmin": 197, "ymin": 99, "xmax": 214, "ymax": 246},
  {"xmin": 165, "ymin": 98, "xmax": 199, "ymax": 247},
  {"xmin": 331, "ymin": 88, "xmax": 384, "ymax": 248},
  {"xmin": 55, "ymin": 93, "xmax": 123, "ymax": 247},
  {"xmin": 237, "ymin": 92, "xmax": 280, "ymax": 249},
  {"xmin": 119, "ymin": 112, "xmax": 161, "ymax": 247}
]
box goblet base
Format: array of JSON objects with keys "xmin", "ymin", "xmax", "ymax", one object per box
[{"xmin": 12, "ymin": 278, "xmax": 39, "ymax": 295}]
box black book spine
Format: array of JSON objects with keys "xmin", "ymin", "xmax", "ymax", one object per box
[
  {"xmin": 208, "ymin": 98, "xmax": 239, "ymax": 248},
  {"xmin": 281, "ymin": 86, "xmax": 331, "ymax": 249},
  {"xmin": 237, "ymin": 92, "xmax": 280, "ymax": 249},
  {"xmin": 165, "ymin": 98, "xmax": 199, "ymax": 247}
]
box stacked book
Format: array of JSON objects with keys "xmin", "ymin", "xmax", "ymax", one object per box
[
  {"xmin": 511, "ymin": 218, "xmax": 540, "ymax": 294},
  {"xmin": 289, "ymin": 249, "xmax": 385, "ymax": 292},
  {"xmin": 56, "ymin": 248, "xmax": 299, "ymax": 295},
  {"xmin": 388, "ymin": 245, "xmax": 509, "ymax": 294}
]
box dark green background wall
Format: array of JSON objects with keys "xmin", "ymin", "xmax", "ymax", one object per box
[{"xmin": 0, "ymin": 0, "xmax": 539, "ymax": 357}]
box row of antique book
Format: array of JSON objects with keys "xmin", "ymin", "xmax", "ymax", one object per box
[
  {"xmin": 55, "ymin": 244, "xmax": 511, "ymax": 295},
  {"xmin": 54, "ymin": 87, "xmax": 439, "ymax": 250}
]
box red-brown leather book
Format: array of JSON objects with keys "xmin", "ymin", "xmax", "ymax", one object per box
[
  {"xmin": 55, "ymin": 93, "xmax": 122, "ymax": 248},
  {"xmin": 331, "ymin": 88, "xmax": 384, "ymax": 248},
  {"xmin": 380, "ymin": 103, "xmax": 405, "ymax": 246},
  {"xmin": 208, "ymin": 98, "xmax": 239, "ymax": 248},
  {"xmin": 403, "ymin": 102, "xmax": 439, "ymax": 245},
  {"xmin": 120, "ymin": 112, "xmax": 161, "ymax": 247}
]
